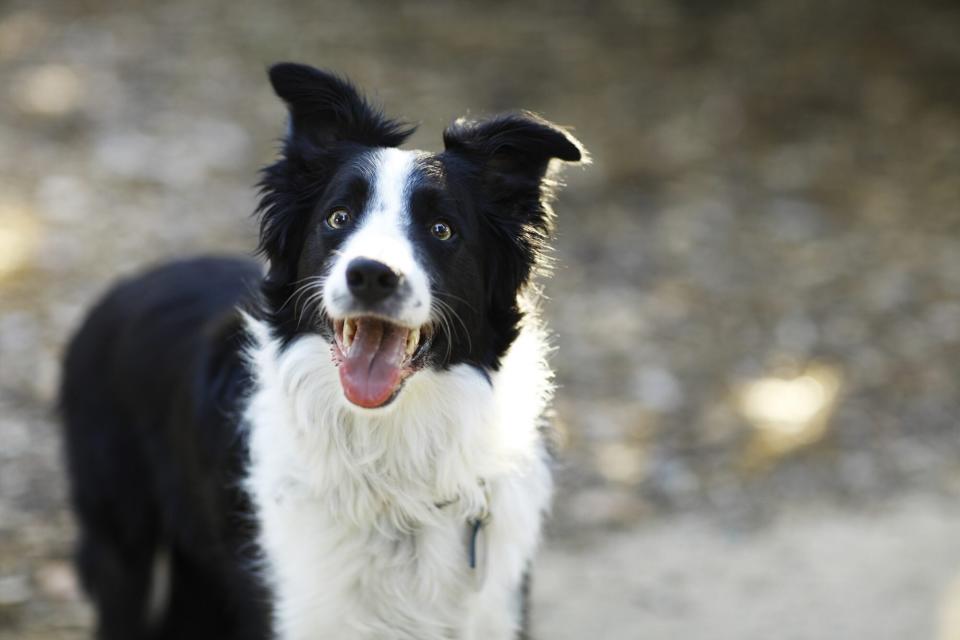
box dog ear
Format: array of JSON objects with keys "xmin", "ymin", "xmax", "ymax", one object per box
[
  {"xmin": 443, "ymin": 113, "xmax": 586, "ymax": 364},
  {"xmin": 268, "ymin": 62, "xmax": 415, "ymax": 148},
  {"xmin": 442, "ymin": 112, "xmax": 584, "ymax": 186},
  {"xmin": 442, "ymin": 111, "xmax": 586, "ymax": 243}
]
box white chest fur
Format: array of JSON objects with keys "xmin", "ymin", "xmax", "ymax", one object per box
[{"xmin": 242, "ymin": 318, "xmax": 554, "ymax": 640}]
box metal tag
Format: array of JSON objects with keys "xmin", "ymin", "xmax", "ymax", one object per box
[{"xmin": 468, "ymin": 518, "xmax": 488, "ymax": 591}]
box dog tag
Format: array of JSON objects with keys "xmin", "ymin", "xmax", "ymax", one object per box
[{"xmin": 468, "ymin": 518, "xmax": 488, "ymax": 591}]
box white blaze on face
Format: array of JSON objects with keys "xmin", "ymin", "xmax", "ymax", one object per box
[{"xmin": 323, "ymin": 148, "xmax": 431, "ymax": 328}]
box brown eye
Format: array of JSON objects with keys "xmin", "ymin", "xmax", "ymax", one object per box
[
  {"xmin": 327, "ymin": 208, "xmax": 352, "ymax": 229},
  {"xmin": 430, "ymin": 220, "xmax": 454, "ymax": 241}
]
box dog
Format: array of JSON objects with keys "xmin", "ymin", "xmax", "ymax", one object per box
[{"xmin": 60, "ymin": 62, "xmax": 585, "ymax": 639}]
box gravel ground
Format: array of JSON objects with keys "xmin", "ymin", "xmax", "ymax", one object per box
[{"xmin": 2, "ymin": 1, "xmax": 960, "ymax": 637}]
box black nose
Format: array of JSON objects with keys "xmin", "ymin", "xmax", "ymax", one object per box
[{"xmin": 345, "ymin": 258, "xmax": 401, "ymax": 304}]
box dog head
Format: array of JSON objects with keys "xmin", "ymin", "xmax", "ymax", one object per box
[{"xmin": 257, "ymin": 62, "xmax": 585, "ymax": 410}]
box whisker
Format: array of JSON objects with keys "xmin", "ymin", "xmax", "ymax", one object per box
[
  {"xmin": 274, "ymin": 274, "xmax": 330, "ymax": 330},
  {"xmin": 432, "ymin": 298, "xmax": 473, "ymax": 356},
  {"xmin": 277, "ymin": 275, "xmax": 327, "ymax": 314},
  {"xmin": 298, "ymin": 288, "xmax": 328, "ymax": 329},
  {"xmin": 430, "ymin": 298, "xmax": 472, "ymax": 360},
  {"xmin": 433, "ymin": 291, "xmax": 478, "ymax": 314}
]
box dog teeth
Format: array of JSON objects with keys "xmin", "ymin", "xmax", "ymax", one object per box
[
  {"xmin": 343, "ymin": 319, "xmax": 355, "ymax": 351},
  {"xmin": 405, "ymin": 328, "xmax": 420, "ymax": 357}
]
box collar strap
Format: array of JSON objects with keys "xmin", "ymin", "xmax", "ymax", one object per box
[{"xmin": 433, "ymin": 479, "xmax": 490, "ymax": 520}]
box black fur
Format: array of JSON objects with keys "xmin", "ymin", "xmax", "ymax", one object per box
[
  {"xmin": 257, "ymin": 64, "xmax": 583, "ymax": 368},
  {"xmin": 439, "ymin": 112, "xmax": 583, "ymax": 365},
  {"xmin": 60, "ymin": 63, "xmax": 583, "ymax": 639},
  {"xmin": 61, "ymin": 257, "xmax": 270, "ymax": 639},
  {"xmin": 257, "ymin": 64, "xmax": 416, "ymax": 345}
]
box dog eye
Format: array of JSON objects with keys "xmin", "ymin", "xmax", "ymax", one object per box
[
  {"xmin": 430, "ymin": 220, "xmax": 454, "ymax": 241},
  {"xmin": 326, "ymin": 208, "xmax": 352, "ymax": 229}
]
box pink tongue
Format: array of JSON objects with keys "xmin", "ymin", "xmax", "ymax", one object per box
[{"xmin": 339, "ymin": 319, "xmax": 408, "ymax": 408}]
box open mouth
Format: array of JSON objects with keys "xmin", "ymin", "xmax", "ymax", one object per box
[{"xmin": 331, "ymin": 316, "xmax": 432, "ymax": 409}]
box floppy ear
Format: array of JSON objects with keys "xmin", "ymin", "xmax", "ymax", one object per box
[
  {"xmin": 268, "ymin": 62, "xmax": 415, "ymax": 148},
  {"xmin": 442, "ymin": 111, "xmax": 584, "ymax": 186}
]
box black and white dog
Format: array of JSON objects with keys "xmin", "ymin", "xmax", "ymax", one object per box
[{"xmin": 60, "ymin": 63, "xmax": 585, "ymax": 639}]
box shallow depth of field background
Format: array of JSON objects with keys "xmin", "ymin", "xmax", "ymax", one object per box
[{"xmin": 2, "ymin": 1, "xmax": 960, "ymax": 638}]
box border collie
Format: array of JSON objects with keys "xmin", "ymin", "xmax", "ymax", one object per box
[{"xmin": 60, "ymin": 62, "xmax": 585, "ymax": 640}]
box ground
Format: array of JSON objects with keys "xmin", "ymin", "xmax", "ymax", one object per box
[{"xmin": 2, "ymin": 1, "xmax": 960, "ymax": 638}]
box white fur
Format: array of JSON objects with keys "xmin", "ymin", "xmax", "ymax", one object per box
[
  {"xmin": 242, "ymin": 312, "xmax": 554, "ymax": 640},
  {"xmin": 244, "ymin": 143, "xmax": 555, "ymax": 638},
  {"xmin": 323, "ymin": 148, "xmax": 432, "ymax": 329}
]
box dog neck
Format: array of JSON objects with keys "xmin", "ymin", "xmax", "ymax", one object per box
[
  {"xmin": 240, "ymin": 314, "xmax": 554, "ymax": 639},
  {"xmin": 240, "ymin": 315, "xmax": 539, "ymax": 530}
]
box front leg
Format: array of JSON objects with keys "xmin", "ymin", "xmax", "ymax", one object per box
[{"xmin": 463, "ymin": 466, "xmax": 551, "ymax": 640}]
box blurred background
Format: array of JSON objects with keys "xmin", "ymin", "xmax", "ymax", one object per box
[{"xmin": 2, "ymin": 0, "xmax": 960, "ymax": 638}]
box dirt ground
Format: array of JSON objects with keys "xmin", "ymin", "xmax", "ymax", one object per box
[{"xmin": 2, "ymin": 0, "xmax": 960, "ymax": 638}]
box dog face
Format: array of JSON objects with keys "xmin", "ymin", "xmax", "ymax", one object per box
[{"xmin": 257, "ymin": 63, "xmax": 584, "ymax": 409}]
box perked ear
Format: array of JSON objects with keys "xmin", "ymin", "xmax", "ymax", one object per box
[
  {"xmin": 268, "ymin": 62, "xmax": 415, "ymax": 148},
  {"xmin": 442, "ymin": 111, "xmax": 585, "ymax": 182},
  {"xmin": 442, "ymin": 113, "xmax": 585, "ymax": 364}
]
